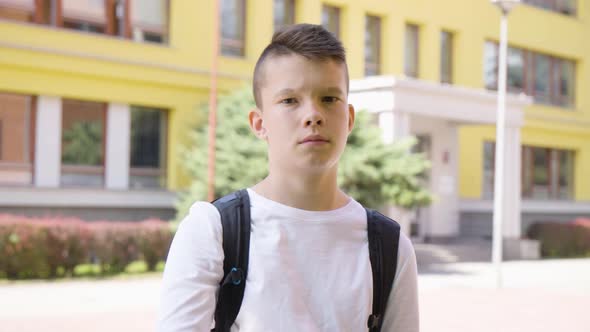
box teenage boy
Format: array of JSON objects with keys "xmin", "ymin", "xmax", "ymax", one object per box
[{"xmin": 158, "ymin": 23, "xmax": 419, "ymax": 332}]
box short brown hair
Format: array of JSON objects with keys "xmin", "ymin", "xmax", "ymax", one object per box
[{"xmin": 252, "ymin": 23, "xmax": 348, "ymax": 108}]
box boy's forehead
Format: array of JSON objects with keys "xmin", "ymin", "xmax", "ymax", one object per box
[{"xmin": 259, "ymin": 54, "xmax": 348, "ymax": 94}]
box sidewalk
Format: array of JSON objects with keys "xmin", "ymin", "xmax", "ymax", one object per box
[{"xmin": 1, "ymin": 240, "xmax": 589, "ymax": 332}]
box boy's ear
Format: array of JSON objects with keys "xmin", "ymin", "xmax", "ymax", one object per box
[
  {"xmin": 249, "ymin": 108, "xmax": 267, "ymax": 140},
  {"xmin": 347, "ymin": 104, "xmax": 355, "ymax": 134}
]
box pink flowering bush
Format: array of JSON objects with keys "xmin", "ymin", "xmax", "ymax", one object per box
[
  {"xmin": 527, "ymin": 219, "xmax": 590, "ymax": 258},
  {"xmin": 0, "ymin": 217, "xmax": 47, "ymax": 278},
  {"xmin": 137, "ymin": 219, "xmax": 173, "ymax": 271},
  {"xmin": 0, "ymin": 214, "xmax": 173, "ymax": 279}
]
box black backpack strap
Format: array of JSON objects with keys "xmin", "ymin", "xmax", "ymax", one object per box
[
  {"xmin": 365, "ymin": 208, "xmax": 401, "ymax": 332},
  {"xmin": 211, "ymin": 189, "xmax": 251, "ymax": 332}
]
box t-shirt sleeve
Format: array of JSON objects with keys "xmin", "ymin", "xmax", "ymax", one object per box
[
  {"xmin": 157, "ymin": 202, "xmax": 224, "ymax": 332},
  {"xmin": 381, "ymin": 232, "xmax": 420, "ymax": 332}
]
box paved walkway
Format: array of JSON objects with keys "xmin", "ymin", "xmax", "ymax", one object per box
[{"xmin": 1, "ymin": 240, "xmax": 589, "ymax": 332}]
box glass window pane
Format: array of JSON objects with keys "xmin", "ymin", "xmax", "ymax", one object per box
[
  {"xmin": 129, "ymin": 106, "xmax": 166, "ymax": 189},
  {"xmin": 522, "ymin": 146, "xmax": 531, "ymax": 198},
  {"xmin": 482, "ymin": 141, "xmax": 495, "ymax": 199},
  {"xmin": 61, "ymin": 99, "xmax": 105, "ymax": 187},
  {"xmin": 405, "ymin": 24, "xmax": 419, "ymax": 78},
  {"xmin": 131, "ymin": 0, "xmax": 168, "ymax": 43},
  {"xmin": 364, "ymin": 15, "xmax": 381, "ymax": 76},
  {"xmin": 484, "ymin": 41, "xmax": 498, "ymax": 90},
  {"xmin": 440, "ymin": 31, "xmax": 453, "ymax": 84},
  {"xmin": 559, "ymin": 59, "xmax": 575, "ymax": 107},
  {"xmin": 321, "ymin": 5, "xmax": 340, "ymax": 38},
  {"xmin": 62, "ymin": 0, "xmax": 106, "ymax": 33},
  {"xmin": 558, "ymin": 150, "xmax": 573, "ymax": 200},
  {"xmin": 560, "ymin": 0, "xmax": 577, "ymax": 15},
  {"xmin": 524, "ymin": 0, "xmax": 576, "ymax": 15},
  {"xmin": 274, "ymin": 0, "xmax": 294, "ymax": 32},
  {"xmin": 0, "ymin": 93, "xmax": 33, "ymax": 186},
  {"xmin": 531, "ymin": 147, "xmax": 549, "ymax": 199},
  {"xmin": 221, "ymin": 0, "xmax": 246, "ymax": 56},
  {"xmin": 0, "ymin": 0, "xmax": 34, "ymax": 22},
  {"xmin": 507, "ymin": 47, "xmax": 524, "ymax": 92},
  {"xmin": 534, "ymin": 53, "xmax": 550, "ymax": 104}
]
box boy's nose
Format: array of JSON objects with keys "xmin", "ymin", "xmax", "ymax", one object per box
[{"xmin": 303, "ymin": 104, "xmax": 324, "ymax": 127}]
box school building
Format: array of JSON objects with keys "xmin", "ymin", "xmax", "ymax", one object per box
[{"xmin": 1, "ymin": 1, "xmax": 588, "ymax": 245}]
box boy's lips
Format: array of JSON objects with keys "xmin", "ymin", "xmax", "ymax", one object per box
[{"xmin": 299, "ymin": 134, "xmax": 330, "ymax": 144}]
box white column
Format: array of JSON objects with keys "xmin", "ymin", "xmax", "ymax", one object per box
[
  {"xmin": 105, "ymin": 103, "xmax": 130, "ymax": 190},
  {"xmin": 378, "ymin": 112, "xmax": 394, "ymax": 144},
  {"xmin": 426, "ymin": 122, "xmax": 459, "ymax": 238},
  {"xmin": 502, "ymin": 126, "xmax": 522, "ymax": 238},
  {"xmin": 392, "ymin": 111, "xmax": 411, "ymax": 140},
  {"xmin": 378, "ymin": 111, "xmax": 410, "ymax": 144},
  {"xmin": 34, "ymin": 96, "xmax": 62, "ymax": 188}
]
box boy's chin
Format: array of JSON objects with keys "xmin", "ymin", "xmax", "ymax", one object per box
[{"xmin": 286, "ymin": 159, "xmax": 339, "ymax": 174}]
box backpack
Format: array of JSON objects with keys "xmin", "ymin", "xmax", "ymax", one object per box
[{"xmin": 211, "ymin": 189, "xmax": 401, "ymax": 332}]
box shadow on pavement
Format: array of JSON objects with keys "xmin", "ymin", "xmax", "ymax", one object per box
[{"xmin": 413, "ymin": 237, "xmax": 492, "ymax": 275}]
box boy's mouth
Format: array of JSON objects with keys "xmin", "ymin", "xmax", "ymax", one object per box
[{"xmin": 299, "ymin": 134, "xmax": 330, "ymax": 144}]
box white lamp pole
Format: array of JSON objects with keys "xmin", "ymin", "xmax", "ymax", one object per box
[
  {"xmin": 207, "ymin": 0, "xmax": 220, "ymax": 202},
  {"xmin": 490, "ymin": 0, "xmax": 520, "ymax": 288}
]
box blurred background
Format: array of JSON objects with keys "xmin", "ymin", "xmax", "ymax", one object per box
[{"xmin": 0, "ymin": 0, "xmax": 589, "ymax": 331}]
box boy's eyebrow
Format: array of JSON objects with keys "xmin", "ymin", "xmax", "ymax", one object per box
[
  {"xmin": 273, "ymin": 87, "xmax": 345, "ymax": 99},
  {"xmin": 274, "ymin": 88, "xmax": 296, "ymax": 98},
  {"xmin": 321, "ymin": 87, "xmax": 345, "ymax": 96}
]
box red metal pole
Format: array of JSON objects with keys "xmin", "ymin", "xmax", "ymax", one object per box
[{"xmin": 207, "ymin": 0, "xmax": 220, "ymax": 201}]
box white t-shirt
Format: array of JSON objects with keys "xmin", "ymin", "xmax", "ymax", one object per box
[{"xmin": 158, "ymin": 188, "xmax": 419, "ymax": 332}]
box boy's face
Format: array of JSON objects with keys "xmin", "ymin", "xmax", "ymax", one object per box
[{"xmin": 249, "ymin": 54, "xmax": 355, "ymax": 175}]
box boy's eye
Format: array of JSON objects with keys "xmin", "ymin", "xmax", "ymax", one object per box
[
  {"xmin": 322, "ymin": 96, "xmax": 338, "ymax": 103},
  {"xmin": 280, "ymin": 98, "xmax": 297, "ymax": 105}
]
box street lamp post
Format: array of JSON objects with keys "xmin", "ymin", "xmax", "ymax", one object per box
[
  {"xmin": 490, "ymin": 0, "xmax": 520, "ymax": 288},
  {"xmin": 207, "ymin": 0, "xmax": 220, "ymax": 201}
]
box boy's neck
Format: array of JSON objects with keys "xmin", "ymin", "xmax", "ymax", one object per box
[{"xmin": 252, "ymin": 170, "xmax": 349, "ymax": 212}]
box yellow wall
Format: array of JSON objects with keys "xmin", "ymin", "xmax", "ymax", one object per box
[{"xmin": 1, "ymin": 0, "xmax": 588, "ymax": 199}]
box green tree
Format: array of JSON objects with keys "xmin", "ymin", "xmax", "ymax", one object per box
[{"xmin": 176, "ymin": 87, "xmax": 432, "ymax": 219}]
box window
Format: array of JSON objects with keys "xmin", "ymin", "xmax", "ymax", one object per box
[
  {"xmin": 484, "ymin": 42, "xmax": 526, "ymax": 92},
  {"xmin": 0, "ymin": 93, "xmax": 34, "ymax": 186},
  {"xmin": 274, "ymin": 0, "xmax": 294, "ymax": 32},
  {"xmin": 131, "ymin": 0, "xmax": 168, "ymax": 43},
  {"xmin": 321, "ymin": 4, "xmax": 340, "ymax": 38},
  {"xmin": 404, "ymin": 24, "xmax": 419, "ymax": 78},
  {"xmin": 484, "ymin": 42, "xmax": 498, "ymax": 90},
  {"xmin": 36, "ymin": 0, "xmax": 58, "ymax": 25},
  {"xmin": 483, "ymin": 142, "xmax": 575, "ymax": 200},
  {"xmin": 553, "ymin": 58, "xmax": 575, "ymax": 108},
  {"xmin": 0, "ymin": 1, "xmax": 169, "ymax": 44},
  {"xmin": 129, "ymin": 106, "xmax": 167, "ymax": 189},
  {"xmin": 364, "ymin": 15, "xmax": 381, "ymax": 76},
  {"xmin": 0, "ymin": 0, "xmax": 35, "ymax": 22},
  {"xmin": 523, "ymin": 0, "xmax": 577, "ymax": 16},
  {"xmin": 221, "ymin": 0, "xmax": 246, "ymax": 56},
  {"xmin": 62, "ymin": 0, "xmax": 106, "ymax": 33},
  {"xmin": 484, "ymin": 41, "xmax": 576, "ymax": 108},
  {"xmin": 440, "ymin": 30, "xmax": 453, "ymax": 84},
  {"xmin": 507, "ymin": 47, "xmax": 524, "ymax": 92},
  {"xmin": 61, "ymin": 99, "xmax": 105, "ymax": 187},
  {"xmin": 533, "ymin": 53, "xmax": 551, "ymax": 104},
  {"xmin": 522, "ymin": 146, "xmax": 574, "ymax": 200},
  {"xmin": 482, "ymin": 141, "xmax": 495, "ymax": 199}
]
